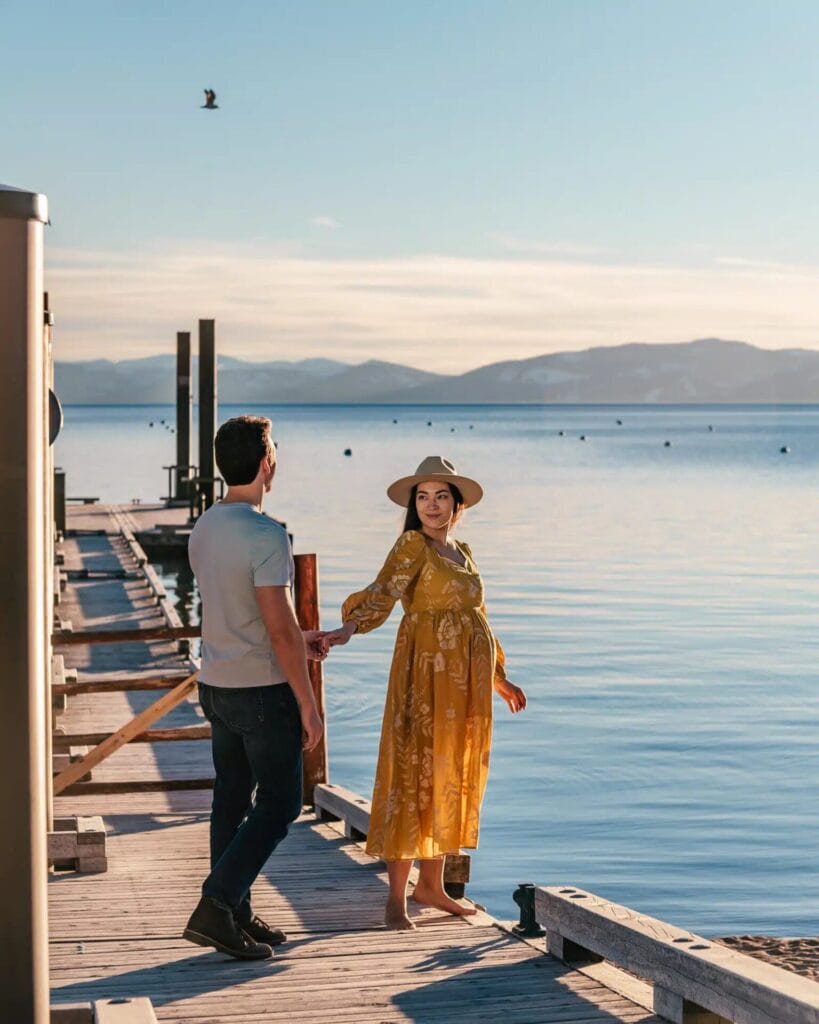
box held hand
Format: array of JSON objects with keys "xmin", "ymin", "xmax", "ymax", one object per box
[
  {"xmin": 494, "ymin": 678, "xmax": 527, "ymax": 714},
  {"xmin": 300, "ymin": 703, "xmax": 324, "ymax": 751},
  {"xmin": 302, "ymin": 629, "xmax": 330, "ymax": 661},
  {"xmin": 323, "ymin": 621, "xmax": 357, "ymax": 648}
]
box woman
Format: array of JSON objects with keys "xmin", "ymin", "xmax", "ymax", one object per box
[{"xmin": 325, "ymin": 456, "xmax": 526, "ymax": 930}]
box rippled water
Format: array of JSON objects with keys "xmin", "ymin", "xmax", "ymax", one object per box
[{"xmin": 56, "ymin": 404, "xmax": 819, "ymax": 934}]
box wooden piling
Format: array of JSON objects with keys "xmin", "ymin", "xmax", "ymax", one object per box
[
  {"xmin": 175, "ymin": 331, "xmax": 192, "ymax": 501},
  {"xmin": 197, "ymin": 319, "xmax": 217, "ymax": 510},
  {"xmin": 294, "ymin": 553, "xmax": 328, "ymax": 802}
]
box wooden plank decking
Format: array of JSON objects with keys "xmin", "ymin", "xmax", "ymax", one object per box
[{"xmin": 49, "ymin": 505, "xmax": 663, "ymax": 1023}]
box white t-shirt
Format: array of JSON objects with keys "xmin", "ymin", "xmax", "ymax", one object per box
[{"xmin": 188, "ymin": 501, "xmax": 295, "ymax": 688}]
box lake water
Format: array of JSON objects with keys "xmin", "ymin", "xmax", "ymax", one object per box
[{"xmin": 55, "ymin": 404, "xmax": 819, "ymax": 935}]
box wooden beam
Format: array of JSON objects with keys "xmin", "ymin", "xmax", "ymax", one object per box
[
  {"xmin": 535, "ymin": 886, "xmax": 819, "ymax": 1024},
  {"xmin": 52, "ymin": 624, "xmax": 200, "ymax": 646},
  {"xmin": 93, "ymin": 998, "xmax": 158, "ymax": 1023},
  {"xmin": 313, "ymin": 783, "xmax": 470, "ymax": 889},
  {"xmin": 50, "ymin": 1004, "xmax": 93, "ymax": 1024},
  {"xmin": 61, "ymin": 779, "xmax": 213, "ymax": 796},
  {"xmin": 294, "ymin": 553, "xmax": 328, "ymax": 802},
  {"xmin": 51, "ymin": 654, "xmax": 67, "ymax": 714},
  {"xmin": 48, "ymin": 816, "xmax": 107, "ymax": 873},
  {"xmin": 54, "ymin": 725, "xmax": 210, "ymax": 748},
  {"xmin": 52, "ymin": 671, "xmax": 199, "ymax": 795},
  {"xmin": 53, "ymin": 674, "xmax": 193, "ymax": 696}
]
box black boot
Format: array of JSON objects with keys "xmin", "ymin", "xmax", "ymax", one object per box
[
  {"xmin": 240, "ymin": 914, "xmax": 287, "ymax": 946},
  {"xmin": 183, "ymin": 897, "xmax": 273, "ymax": 960}
]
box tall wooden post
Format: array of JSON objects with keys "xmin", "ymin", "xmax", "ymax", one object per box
[
  {"xmin": 175, "ymin": 330, "xmax": 192, "ymax": 501},
  {"xmin": 198, "ymin": 319, "xmax": 216, "ymax": 511},
  {"xmin": 294, "ymin": 554, "xmax": 328, "ymax": 802},
  {"xmin": 0, "ymin": 183, "xmax": 50, "ymax": 1022}
]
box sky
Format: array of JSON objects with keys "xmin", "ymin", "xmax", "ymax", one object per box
[{"xmin": 3, "ymin": 0, "xmax": 819, "ymax": 371}]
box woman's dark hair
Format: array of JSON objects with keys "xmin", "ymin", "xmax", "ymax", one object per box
[
  {"xmin": 214, "ymin": 416, "xmax": 274, "ymax": 485},
  {"xmin": 403, "ymin": 481, "xmax": 464, "ymax": 532}
]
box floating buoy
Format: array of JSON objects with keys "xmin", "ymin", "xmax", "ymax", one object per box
[
  {"xmin": 780, "ymin": 446, "xmax": 790, "ymax": 454},
  {"xmin": 344, "ymin": 448, "xmax": 352, "ymax": 456}
]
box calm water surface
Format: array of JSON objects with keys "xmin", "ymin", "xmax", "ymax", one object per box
[{"xmin": 56, "ymin": 404, "xmax": 819, "ymax": 934}]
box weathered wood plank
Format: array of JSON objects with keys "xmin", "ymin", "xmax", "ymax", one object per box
[
  {"xmin": 54, "ymin": 675, "xmax": 193, "ymax": 696},
  {"xmin": 536, "ymin": 886, "xmax": 819, "ymax": 1024},
  {"xmin": 50, "ymin": 1003, "xmax": 93, "ymax": 1023},
  {"xmin": 94, "ymin": 998, "xmax": 158, "ymax": 1023},
  {"xmin": 53, "ymin": 624, "xmax": 201, "ymax": 646},
  {"xmin": 61, "ymin": 778, "xmax": 214, "ymax": 795},
  {"xmin": 54, "ymin": 726, "xmax": 211, "ymax": 748}
]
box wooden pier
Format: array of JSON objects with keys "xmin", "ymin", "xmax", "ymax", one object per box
[
  {"xmin": 48, "ymin": 504, "xmax": 670, "ymax": 1024},
  {"xmin": 45, "ymin": 504, "xmax": 819, "ymax": 1024}
]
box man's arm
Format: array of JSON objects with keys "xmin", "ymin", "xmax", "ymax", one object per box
[{"xmin": 255, "ymin": 585, "xmax": 323, "ymax": 750}]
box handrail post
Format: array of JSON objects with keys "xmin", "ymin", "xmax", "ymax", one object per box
[
  {"xmin": 0, "ymin": 182, "xmax": 50, "ymax": 1022},
  {"xmin": 294, "ymin": 553, "xmax": 328, "ymax": 803}
]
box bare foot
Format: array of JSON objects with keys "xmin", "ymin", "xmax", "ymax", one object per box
[
  {"xmin": 411, "ymin": 884, "xmax": 478, "ymax": 917},
  {"xmin": 385, "ymin": 900, "xmax": 416, "ymax": 930}
]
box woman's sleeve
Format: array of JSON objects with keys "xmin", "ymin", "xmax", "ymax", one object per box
[
  {"xmin": 461, "ymin": 541, "xmax": 508, "ymax": 685},
  {"xmin": 341, "ymin": 530, "xmax": 427, "ymax": 635}
]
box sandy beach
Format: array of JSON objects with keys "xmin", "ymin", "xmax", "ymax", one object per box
[{"xmin": 716, "ymin": 936, "xmax": 819, "ymax": 981}]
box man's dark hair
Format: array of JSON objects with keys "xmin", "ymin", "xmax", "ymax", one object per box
[{"xmin": 214, "ymin": 416, "xmax": 274, "ymax": 486}]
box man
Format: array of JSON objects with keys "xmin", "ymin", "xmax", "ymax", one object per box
[{"xmin": 183, "ymin": 415, "xmax": 324, "ymax": 960}]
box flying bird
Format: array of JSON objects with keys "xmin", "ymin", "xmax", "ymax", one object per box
[{"xmin": 201, "ymin": 89, "xmax": 218, "ymax": 110}]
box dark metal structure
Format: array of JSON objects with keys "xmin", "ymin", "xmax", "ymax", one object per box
[
  {"xmin": 175, "ymin": 331, "xmax": 193, "ymax": 501},
  {"xmin": 197, "ymin": 319, "xmax": 217, "ymax": 511}
]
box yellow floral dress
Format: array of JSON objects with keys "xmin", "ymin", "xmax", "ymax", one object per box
[{"xmin": 341, "ymin": 529, "xmax": 507, "ymax": 861}]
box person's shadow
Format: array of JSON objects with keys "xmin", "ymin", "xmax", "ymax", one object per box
[
  {"xmin": 392, "ymin": 953, "xmax": 646, "ymax": 1023},
  {"xmin": 51, "ymin": 951, "xmax": 292, "ymax": 1009}
]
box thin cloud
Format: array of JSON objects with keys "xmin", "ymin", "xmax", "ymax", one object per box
[
  {"xmin": 492, "ymin": 234, "xmax": 617, "ymax": 258},
  {"xmin": 47, "ymin": 243, "xmax": 819, "ymax": 372},
  {"xmin": 310, "ymin": 216, "xmax": 341, "ymax": 229}
]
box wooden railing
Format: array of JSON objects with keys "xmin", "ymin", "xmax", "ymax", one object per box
[
  {"xmin": 535, "ymin": 886, "xmax": 819, "ymax": 1024},
  {"xmin": 51, "ymin": 551, "xmax": 328, "ymax": 802}
]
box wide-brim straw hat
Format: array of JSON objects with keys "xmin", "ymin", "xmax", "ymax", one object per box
[{"xmin": 386, "ymin": 456, "xmax": 484, "ymax": 508}]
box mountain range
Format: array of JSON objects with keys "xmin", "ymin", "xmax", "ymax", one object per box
[{"xmin": 54, "ymin": 338, "xmax": 819, "ymax": 404}]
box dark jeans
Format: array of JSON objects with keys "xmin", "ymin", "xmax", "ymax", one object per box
[{"xmin": 198, "ymin": 681, "xmax": 303, "ymax": 921}]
